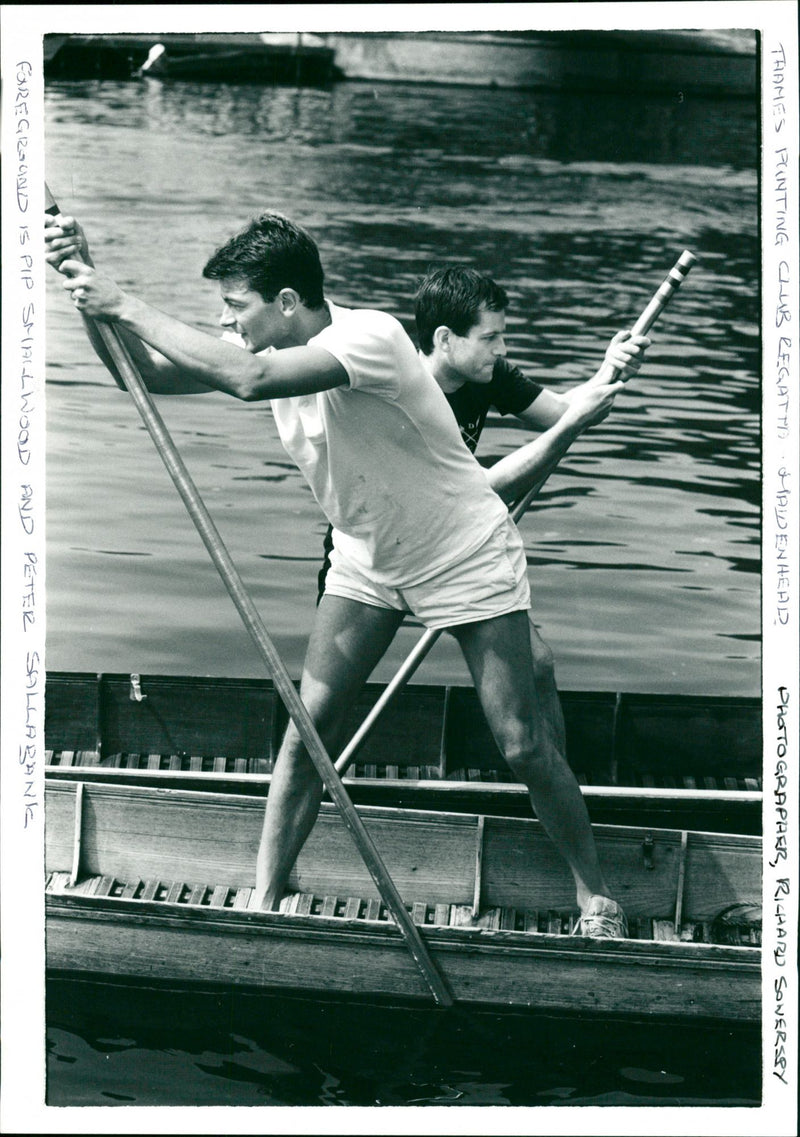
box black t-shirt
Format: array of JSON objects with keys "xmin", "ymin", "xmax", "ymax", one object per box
[
  {"xmin": 317, "ymin": 356, "xmax": 543, "ymax": 600},
  {"xmin": 445, "ymin": 356, "xmax": 543, "ymax": 453}
]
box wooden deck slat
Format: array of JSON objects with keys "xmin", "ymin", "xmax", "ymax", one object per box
[
  {"xmin": 187, "ymin": 883, "xmax": 207, "ymax": 906},
  {"xmin": 500, "ymin": 906, "xmax": 518, "ymax": 931},
  {"xmin": 480, "ymin": 907, "xmax": 502, "ymax": 931},
  {"xmin": 76, "ymin": 750, "xmax": 101, "ymax": 766},
  {"xmin": 278, "ymin": 892, "xmax": 297, "ymax": 914},
  {"xmin": 295, "ymin": 893, "xmax": 314, "ymax": 917},
  {"xmin": 209, "ymin": 884, "xmax": 229, "ymax": 908},
  {"xmin": 232, "ymin": 887, "xmax": 252, "ymax": 910},
  {"xmin": 433, "ymin": 903, "xmax": 451, "ymax": 926},
  {"xmin": 524, "ymin": 909, "xmax": 540, "ymax": 933},
  {"xmin": 411, "ymin": 901, "xmax": 427, "ymax": 925},
  {"xmin": 46, "ymin": 866, "xmax": 759, "ymax": 947},
  {"xmin": 165, "ymin": 881, "xmax": 184, "ymax": 904},
  {"xmin": 633, "ymin": 916, "xmax": 654, "ymax": 940},
  {"xmin": 140, "ymin": 879, "xmax": 159, "ymax": 903}
]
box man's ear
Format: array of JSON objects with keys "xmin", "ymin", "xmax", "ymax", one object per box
[
  {"xmin": 432, "ymin": 324, "xmax": 453, "ymax": 353},
  {"xmin": 278, "ymin": 288, "xmax": 300, "ymax": 315}
]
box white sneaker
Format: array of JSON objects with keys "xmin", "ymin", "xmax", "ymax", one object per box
[{"xmin": 576, "ymin": 895, "xmax": 628, "ymax": 939}]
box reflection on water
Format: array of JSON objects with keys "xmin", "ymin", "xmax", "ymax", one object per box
[
  {"xmin": 48, "ymin": 77, "xmax": 758, "ymax": 168},
  {"xmin": 46, "ymin": 978, "xmax": 761, "ymax": 1108},
  {"xmin": 45, "ymin": 78, "xmax": 759, "ymax": 695}
]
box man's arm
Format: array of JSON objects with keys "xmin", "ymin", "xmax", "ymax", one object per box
[
  {"xmin": 512, "ymin": 329, "xmax": 650, "ymax": 431},
  {"xmin": 46, "ymin": 213, "xmax": 216, "ymax": 394},
  {"xmin": 487, "ymin": 379, "xmax": 625, "ymax": 503},
  {"xmin": 54, "ymin": 256, "xmax": 348, "ymax": 399}
]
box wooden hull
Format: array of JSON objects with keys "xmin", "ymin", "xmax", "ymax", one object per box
[
  {"xmin": 46, "ymin": 781, "xmax": 762, "ymax": 1021},
  {"xmin": 45, "ymin": 671, "xmax": 763, "ymax": 833}
]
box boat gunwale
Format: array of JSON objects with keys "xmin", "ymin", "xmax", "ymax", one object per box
[{"xmin": 43, "ymin": 764, "xmax": 763, "ymax": 804}]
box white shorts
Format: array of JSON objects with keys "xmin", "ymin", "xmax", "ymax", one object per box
[{"xmin": 324, "ymin": 515, "xmax": 531, "ymax": 630}]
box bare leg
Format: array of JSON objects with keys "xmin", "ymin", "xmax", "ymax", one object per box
[
  {"xmin": 528, "ymin": 615, "xmax": 566, "ymax": 755},
  {"xmin": 253, "ymin": 596, "xmax": 405, "ymax": 910},
  {"xmin": 451, "ymin": 610, "xmax": 611, "ymax": 911}
]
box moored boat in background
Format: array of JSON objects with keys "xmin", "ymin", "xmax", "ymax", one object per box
[
  {"xmin": 43, "ymin": 28, "xmax": 757, "ymax": 95},
  {"xmin": 318, "ymin": 29, "xmax": 758, "ymax": 96},
  {"xmin": 44, "ymin": 31, "xmax": 338, "ymax": 85}
]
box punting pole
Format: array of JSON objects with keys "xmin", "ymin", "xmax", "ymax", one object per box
[
  {"xmin": 45, "ymin": 185, "xmax": 453, "ymax": 1007},
  {"xmin": 335, "ymin": 250, "xmax": 698, "ymax": 776}
]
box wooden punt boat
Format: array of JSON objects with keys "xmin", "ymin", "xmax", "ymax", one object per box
[
  {"xmin": 46, "ymin": 779, "xmax": 761, "ymax": 1021},
  {"xmin": 44, "ymin": 671, "xmax": 763, "ymax": 833}
]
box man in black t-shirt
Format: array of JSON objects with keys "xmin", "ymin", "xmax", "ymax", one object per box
[
  {"xmin": 318, "ymin": 266, "xmax": 646, "ymax": 597},
  {"xmin": 317, "ymin": 265, "xmax": 646, "ymax": 801},
  {"xmin": 414, "ymin": 266, "xmax": 646, "ymax": 497},
  {"xmin": 409, "ymin": 263, "xmax": 647, "ymax": 773}
]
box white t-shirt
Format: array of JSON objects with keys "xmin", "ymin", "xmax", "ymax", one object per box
[{"xmin": 233, "ymin": 302, "xmax": 508, "ymax": 587}]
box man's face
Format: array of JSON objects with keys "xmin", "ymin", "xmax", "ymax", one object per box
[
  {"xmin": 218, "ymin": 278, "xmax": 290, "ymax": 352},
  {"xmin": 447, "ymin": 306, "xmax": 507, "ymax": 384}
]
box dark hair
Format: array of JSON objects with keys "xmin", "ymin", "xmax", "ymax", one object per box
[
  {"xmin": 414, "ymin": 266, "xmax": 508, "ymax": 355},
  {"xmin": 202, "ymin": 212, "xmax": 325, "ymax": 309}
]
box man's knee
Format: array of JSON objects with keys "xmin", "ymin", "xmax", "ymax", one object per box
[
  {"xmin": 495, "ymin": 716, "xmax": 554, "ymax": 779},
  {"xmin": 529, "ymin": 623, "xmax": 556, "ymax": 683}
]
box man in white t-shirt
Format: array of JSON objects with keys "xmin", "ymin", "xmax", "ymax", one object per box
[{"xmin": 46, "ymin": 209, "xmax": 646, "ymax": 938}]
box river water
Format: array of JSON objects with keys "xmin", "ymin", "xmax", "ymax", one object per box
[
  {"xmin": 44, "ymin": 76, "xmax": 760, "ymax": 695},
  {"xmin": 44, "ymin": 75, "xmax": 760, "ymax": 1108}
]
